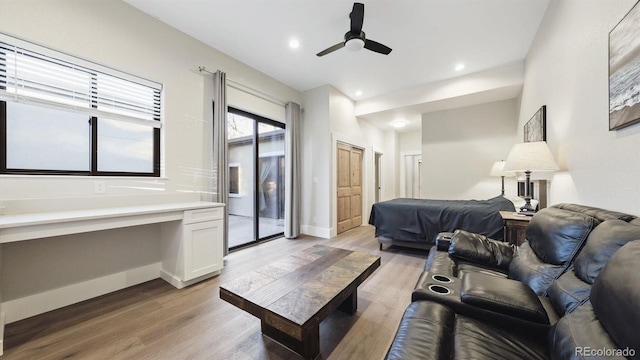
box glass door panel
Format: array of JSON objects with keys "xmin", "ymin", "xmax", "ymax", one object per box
[
  {"xmin": 258, "ymin": 123, "xmax": 285, "ymax": 239},
  {"xmin": 227, "ymin": 112, "xmax": 256, "ymax": 248}
]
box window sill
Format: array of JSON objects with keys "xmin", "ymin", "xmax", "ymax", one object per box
[{"xmin": 0, "ymin": 174, "xmax": 169, "ymax": 181}]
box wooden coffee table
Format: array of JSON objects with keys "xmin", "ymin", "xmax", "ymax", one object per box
[{"xmin": 219, "ymin": 244, "xmax": 381, "ymax": 359}]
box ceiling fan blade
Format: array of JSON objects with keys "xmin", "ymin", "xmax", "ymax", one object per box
[
  {"xmin": 364, "ymin": 39, "xmax": 392, "ymax": 55},
  {"xmin": 350, "ymin": 3, "xmax": 364, "ymax": 33},
  {"xmin": 316, "ymin": 42, "xmax": 345, "ymax": 57}
]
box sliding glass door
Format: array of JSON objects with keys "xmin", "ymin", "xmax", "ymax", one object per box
[{"xmin": 227, "ymin": 107, "xmax": 284, "ymax": 250}]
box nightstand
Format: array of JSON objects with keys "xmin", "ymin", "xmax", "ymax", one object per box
[{"xmin": 499, "ymin": 211, "xmax": 532, "ymax": 246}]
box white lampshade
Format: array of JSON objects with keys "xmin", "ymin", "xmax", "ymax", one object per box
[
  {"xmin": 490, "ymin": 161, "xmax": 516, "ymax": 177},
  {"xmin": 503, "ymin": 141, "xmax": 559, "ymax": 172}
]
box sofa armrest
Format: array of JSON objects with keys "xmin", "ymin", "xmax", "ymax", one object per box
[
  {"xmin": 435, "ymin": 232, "xmax": 454, "ymax": 251},
  {"xmin": 460, "ymin": 272, "xmax": 549, "ymax": 324},
  {"xmin": 448, "ymin": 230, "xmax": 515, "ymax": 270}
]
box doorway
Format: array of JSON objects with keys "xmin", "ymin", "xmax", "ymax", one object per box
[
  {"xmin": 337, "ymin": 142, "xmax": 363, "ymax": 234},
  {"xmin": 227, "ymin": 107, "xmax": 285, "ymax": 250},
  {"xmin": 404, "ymin": 154, "xmax": 422, "ymax": 198},
  {"xmin": 374, "ymin": 152, "xmax": 382, "ymax": 203}
]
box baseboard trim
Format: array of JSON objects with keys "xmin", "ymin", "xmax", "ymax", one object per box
[
  {"xmin": 1, "ymin": 310, "xmax": 4, "ymax": 356},
  {"xmin": 159, "ymin": 269, "xmax": 220, "ymax": 290},
  {"xmin": 301, "ymin": 225, "xmax": 331, "ymax": 239},
  {"xmin": 2, "ymin": 262, "xmax": 161, "ymax": 324}
]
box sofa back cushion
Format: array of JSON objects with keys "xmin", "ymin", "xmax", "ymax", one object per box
[
  {"xmin": 574, "ymin": 220, "xmax": 640, "ymax": 284},
  {"xmin": 590, "ymin": 240, "xmax": 640, "ymax": 354},
  {"xmin": 551, "ymin": 203, "xmax": 636, "ymax": 222},
  {"xmin": 526, "ymin": 207, "xmax": 597, "ymax": 265}
]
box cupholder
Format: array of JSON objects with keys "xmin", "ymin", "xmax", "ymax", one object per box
[
  {"xmin": 428, "ymin": 284, "xmax": 452, "ymax": 295},
  {"xmin": 431, "ymin": 274, "xmax": 452, "ymax": 283}
]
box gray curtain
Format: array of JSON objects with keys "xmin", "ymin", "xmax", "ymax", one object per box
[
  {"xmin": 284, "ymin": 102, "xmax": 301, "ymax": 238},
  {"xmin": 213, "ymin": 70, "xmax": 229, "ymax": 254}
]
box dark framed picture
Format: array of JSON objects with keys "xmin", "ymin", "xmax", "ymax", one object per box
[
  {"xmin": 609, "ymin": 1, "xmax": 640, "ymax": 130},
  {"xmin": 524, "ymin": 105, "xmax": 546, "ymax": 142}
]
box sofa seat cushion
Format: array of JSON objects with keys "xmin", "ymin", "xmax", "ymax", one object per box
[
  {"xmin": 456, "ymin": 263, "xmax": 508, "ymax": 279},
  {"xmin": 548, "ymin": 306, "xmax": 627, "ymax": 360},
  {"xmin": 385, "ymin": 301, "xmax": 454, "ymax": 360},
  {"xmin": 508, "ymin": 243, "xmax": 566, "ymax": 295},
  {"xmin": 454, "ymin": 316, "xmax": 548, "ymax": 360},
  {"xmin": 386, "ymin": 301, "xmax": 548, "ymax": 360},
  {"xmin": 526, "ymin": 207, "xmax": 597, "ymax": 265}
]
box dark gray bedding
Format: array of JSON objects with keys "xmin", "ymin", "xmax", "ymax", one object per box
[{"xmin": 368, "ymin": 196, "xmax": 516, "ymax": 244}]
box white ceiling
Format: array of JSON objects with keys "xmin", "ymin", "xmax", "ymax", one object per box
[{"xmin": 124, "ymin": 0, "xmax": 549, "ymax": 132}]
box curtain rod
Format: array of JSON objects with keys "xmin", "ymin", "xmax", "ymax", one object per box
[{"xmin": 199, "ymin": 66, "xmax": 287, "ymax": 107}]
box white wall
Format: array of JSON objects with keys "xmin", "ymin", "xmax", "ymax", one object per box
[
  {"xmin": 0, "ymin": 0, "xmax": 301, "ymax": 309},
  {"xmin": 301, "ymin": 85, "xmax": 399, "ymax": 238},
  {"xmin": 0, "ymin": 0, "xmax": 299, "ymax": 203},
  {"xmin": 521, "ymin": 0, "xmax": 640, "ymax": 215},
  {"xmin": 300, "ymin": 87, "xmax": 331, "ymax": 237},
  {"xmin": 422, "ymin": 99, "xmax": 520, "ymax": 200}
]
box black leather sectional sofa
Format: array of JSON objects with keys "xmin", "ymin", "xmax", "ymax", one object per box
[{"xmin": 386, "ymin": 204, "xmax": 640, "ymax": 359}]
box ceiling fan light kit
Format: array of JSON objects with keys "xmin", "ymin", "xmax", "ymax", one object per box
[
  {"xmin": 346, "ymin": 37, "xmax": 365, "ymax": 51},
  {"xmin": 317, "ymin": 2, "xmax": 392, "ymax": 57}
]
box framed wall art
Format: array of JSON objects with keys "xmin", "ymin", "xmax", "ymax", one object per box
[
  {"xmin": 609, "ymin": 1, "xmax": 640, "ymax": 130},
  {"xmin": 524, "ymin": 105, "xmax": 546, "ymax": 142}
]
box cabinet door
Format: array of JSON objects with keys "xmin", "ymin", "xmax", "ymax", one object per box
[{"xmin": 183, "ymin": 219, "xmax": 223, "ymax": 281}]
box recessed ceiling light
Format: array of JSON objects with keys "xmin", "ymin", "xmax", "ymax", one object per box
[
  {"xmin": 355, "ymin": 90, "xmax": 363, "ymax": 97},
  {"xmin": 289, "ymin": 39, "xmax": 300, "ymax": 49},
  {"xmin": 455, "ymin": 63, "xmax": 465, "ymax": 71},
  {"xmin": 391, "ymin": 119, "xmax": 407, "ymax": 128}
]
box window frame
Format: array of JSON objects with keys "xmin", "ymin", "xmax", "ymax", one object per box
[
  {"xmin": 0, "ymin": 102, "xmax": 161, "ymax": 177},
  {"xmin": 0, "ymin": 34, "xmax": 162, "ymax": 177}
]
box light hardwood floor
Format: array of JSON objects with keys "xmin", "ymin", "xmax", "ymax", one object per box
[{"xmin": 3, "ymin": 225, "xmax": 428, "ymax": 360}]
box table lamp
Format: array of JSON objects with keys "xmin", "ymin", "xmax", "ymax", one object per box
[
  {"xmin": 490, "ymin": 160, "xmax": 515, "ymax": 196},
  {"xmin": 503, "ymin": 141, "xmax": 559, "ymax": 214}
]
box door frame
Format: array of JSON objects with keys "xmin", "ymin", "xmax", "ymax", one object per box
[
  {"xmin": 331, "ymin": 133, "xmax": 367, "ymax": 238},
  {"xmin": 227, "ymin": 107, "xmax": 285, "ymax": 251}
]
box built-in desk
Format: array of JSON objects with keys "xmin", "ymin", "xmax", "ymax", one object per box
[{"xmin": 0, "ymin": 201, "xmax": 225, "ymax": 355}]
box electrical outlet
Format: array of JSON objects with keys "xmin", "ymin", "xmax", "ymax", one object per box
[{"xmin": 94, "ymin": 181, "xmax": 106, "ymax": 194}]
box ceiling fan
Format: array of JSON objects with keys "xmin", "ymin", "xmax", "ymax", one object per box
[{"xmin": 316, "ymin": 2, "xmax": 392, "ymax": 57}]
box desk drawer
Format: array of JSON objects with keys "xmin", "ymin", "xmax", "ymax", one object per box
[{"xmin": 184, "ymin": 207, "xmax": 223, "ymax": 224}]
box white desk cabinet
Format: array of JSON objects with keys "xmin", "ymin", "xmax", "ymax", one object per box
[
  {"xmin": 0, "ymin": 201, "xmax": 226, "ymax": 355},
  {"xmin": 160, "ymin": 207, "xmax": 224, "ymax": 288}
]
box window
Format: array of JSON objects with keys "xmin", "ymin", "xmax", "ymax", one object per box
[
  {"xmin": 229, "ymin": 163, "xmax": 240, "ymax": 196},
  {"xmin": 0, "ymin": 34, "xmax": 162, "ymax": 176}
]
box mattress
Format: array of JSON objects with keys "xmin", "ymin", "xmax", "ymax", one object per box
[{"xmin": 368, "ymin": 195, "xmax": 516, "ymax": 244}]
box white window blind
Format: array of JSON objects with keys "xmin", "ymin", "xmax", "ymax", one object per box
[{"xmin": 0, "ymin": 34, "xmax": 161, "ymax": 128}]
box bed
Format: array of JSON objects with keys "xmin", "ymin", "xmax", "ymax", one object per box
[{"xmin": 368, "ymin": 195, "xmax": 517, "ymax": 250}]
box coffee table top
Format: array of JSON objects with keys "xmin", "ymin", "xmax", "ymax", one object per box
[{"xmin": 219, "ymin": 244, "xmax": 380, "ymax": 326}]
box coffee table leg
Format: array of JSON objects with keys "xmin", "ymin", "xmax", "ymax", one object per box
[
  {"xmin": 261, "ymin": 320, "xmax": 320, "ymax": 360},
  {"xmin": 337, "ymin": 288, "xmax": 357, "ymax": 315}
]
